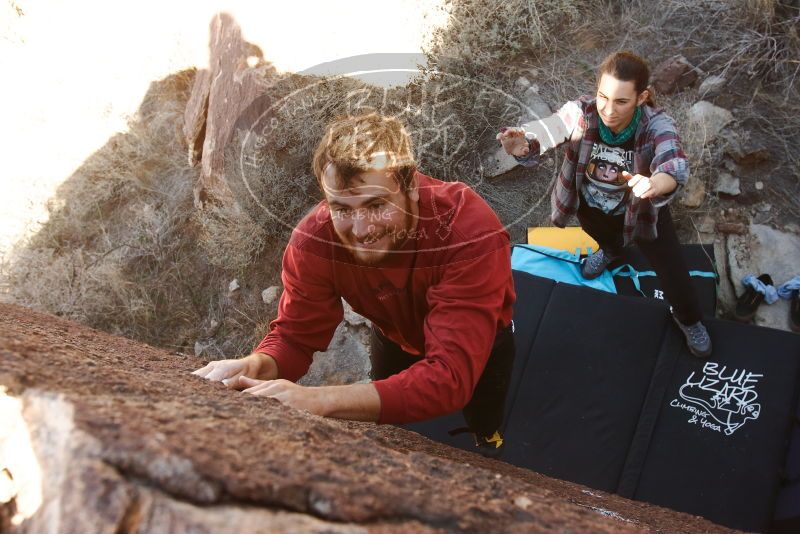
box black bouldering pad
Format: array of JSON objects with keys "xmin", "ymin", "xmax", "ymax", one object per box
[
  {"xmin": 629, "ymin": 320, "xmax": 800, "ymax": 532},
  {"xmin": 502, "ymin": 284, "xmax": 669, "ymax": 492},
  {"xmin": 404, "ymin": 270, "xmax": 800, "ymax": 533}
]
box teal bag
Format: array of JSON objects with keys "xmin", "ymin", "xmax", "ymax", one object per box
[
  {"xmin": 511, "ymin": 244, "xmax": 617, "ymax": 294},
  {"xmin": 610, "ymin": 264, "xmax": 718, "ymax": 297}
]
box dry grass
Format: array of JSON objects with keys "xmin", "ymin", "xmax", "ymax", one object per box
[
  {"xmin": 426, "ymin": 0, "xmax": 590, "ymax": 80},
  {"xmin": 2, "ymin": 70, "xmax": 252, "ymax": 351},
  {"xmin": 417, "ymin": 0, "xmax": 606, "ymax": 236},
  {"xmin": 625, "ymin": 0, "xmax": 800, "ymax": 151},
  {"xmin": 2, "ymin": 69, "xmax": 382, "ymax": 354},
  {"xmin": 222, "ymin": 74, "xmax": 375, "ymax": 241},
  {"xmin": 197, "ymin": 200, "xmax": 269, "ymax": 272}
]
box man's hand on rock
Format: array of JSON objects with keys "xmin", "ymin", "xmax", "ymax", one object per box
[
  {"xmin": 194, "ymin": 355, "xmax": 380, "ymax": 421},
  {"xmin": 192, "ymin": 352, "xmax": 278, "ymax": 390},
  {"xmin": 238, "ymin": 377, "xmax": 326, "ymax": 416}
]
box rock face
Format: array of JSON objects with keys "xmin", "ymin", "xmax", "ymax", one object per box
[
  {"xmin": 679, "ymin": 178, "xmax": 706, "ymax": 208},
  {"xmin": 688, "ymin": 101, "xmax": 734, "ymax": 143},
  {"xmin": 0, "ymin": 304, "xmax": 736, "ymax": 533},
  {"xmin": 714, "ymin": 172, "xmax": 741, "ymax": 196},
  {"xmin": 300, "ymin": 300, "xmax": 372, "ymax": 386},
  {"xmin": 184, "ymin": 13, "xmax": 277, "ymax": 207},
  {"xmin": 651, "ymin": 56, "xmax": 698, "ymax": 95},
  {"xmin": 726, "ymin": 224, "xmax": 800, "ymax": 330},
  {"xmin": 698, "ymin": 75, "xmax": 726, "ymax": 98}
]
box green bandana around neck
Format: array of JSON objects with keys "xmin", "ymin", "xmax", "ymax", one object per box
[{"xmin": 598, "ymin": 105, "xmax": 641, "ymax": 145}]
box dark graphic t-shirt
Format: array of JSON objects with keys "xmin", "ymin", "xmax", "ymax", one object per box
[{"xmin": 581, "ymin": 135, "xmax": 635, "ymax": 215}]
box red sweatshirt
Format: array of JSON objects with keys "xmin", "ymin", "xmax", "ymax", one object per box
[{"xmin": 254, "ymin": 172, "xmax": 515, "ymax": 424}]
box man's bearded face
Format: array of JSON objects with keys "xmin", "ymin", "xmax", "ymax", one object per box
[{"xmin": 322, "ymin": 166, "xmax": 419, "ymax": 265}]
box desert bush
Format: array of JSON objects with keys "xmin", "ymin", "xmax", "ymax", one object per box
[
  {"xmin": 3, "ymin": 70, "xmax": 225, "ymax": 349},
  {"xmin": 624, "ymin": 0, "xmax": 799, "ymax": 96},
  {"xmin": 426, "ymin": 0, "xmax": 591, "ymax": 81},
  {"xmin": 196, "ymin": 199, "xmax": 269, "ymax": 272}
]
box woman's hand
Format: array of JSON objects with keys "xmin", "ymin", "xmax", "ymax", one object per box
[
  {"xmin": 496, "ymin": 127, "xmax": 530, "ymax": 157},
  {"xmin": 624, "ymin": 171, "xmax": 677, "ymax": 199}
]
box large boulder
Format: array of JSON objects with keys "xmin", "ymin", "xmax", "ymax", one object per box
[
  {"xmin": 651, "ymin": 55, "xmax": 698, "ymax": 95},
  {"xmin": 688, "ymin": 101, "xmax": 734, "ymax": 143},
  {"xmin": 184, "ymin": 13, "xmax": 277, "ymax": 207},
  {"xmin": 679, "ymin": 178, "xmax": 706, "ymax": 208},
  {"xmin": 300, "ymin": 300, "xmax": 372, "ymax": 386},
  {"xmin": 0, "ymin": 304, "xmax": 734, "ymax": 533},
  {"xmin": 697, "ymin": 75, "xmax": 726, "ymax": 98},
  {"xmin": 726, "ymin": 224, "xmax": 800, "ymax": 330}
]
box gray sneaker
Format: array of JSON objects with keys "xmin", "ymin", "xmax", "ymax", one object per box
[
  {"xmin": 673, "ymin": 316, "xmax": 713, "ymax": 358},
  {"xmin": 581, "ymin": 249, "xmax": 618, "ymax": 280}
]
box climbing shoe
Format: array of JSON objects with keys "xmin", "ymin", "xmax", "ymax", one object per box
[
  {"xmin": 475, "ymin": 430, "xmax": 505, "ymax": 459},
  {"xmin": 673, "ymin": 315, "xmax": 713, "ymax": 358},
  {"xmin": 581, "ymin": 249, "xmax": 619, "ymax": 280},
  {"xmin": 734, "ymin": 273, "xmax": 773, "ymax": 322}
]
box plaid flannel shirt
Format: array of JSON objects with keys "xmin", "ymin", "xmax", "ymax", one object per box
[{"xmin": 515, "ymin": 95, "xmax": 689, "ymax": 246}]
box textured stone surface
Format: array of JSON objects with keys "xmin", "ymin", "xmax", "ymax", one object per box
[
  {"xmin": 519, "ymin": 86, "xmax": 552, "ymax": 122},
  {"xmin": 261, "ymin": 286, "xmax": 282, "ymax": 305},
  {"xmin": 343, "ymin": 299, "xmax": 371, "ymax": 328},
  {"xmin": 722, "ymin": 129, "xmax": 770, "ymax": 166},
  {"xmin": 0, "ymin": 304, "xmax": 737, "ymax": 533},
  {"xmin": 726, "ymin": 224, "xmax": 800, "ymax": 330},
  {"xmin": 300, "ymin": 299, "xmax": 372, "ymax": 387},
  {"xmin": 715, "ymin": 173, "xmax": 741, "ymax": 196},
  {"xmin": 651, "ymin": 55, "xmax": 698, "ymax": 95},
  {"xmin": 680, "ymin": 177, "xmax": 706, "ymax": 207},
  {"xmin": 185, "ymin": 13, "xmax": 277, "ymax": 207},
  {"xmin": 183, "ymin": 68, "xmax": 211, "ymax": 167},
  {"xmin": 688, "ymin": 101, "xmax": 734, "ymax": 143},
  {"xmin": 300, "ymin": 321, "xmax": 372, "ymax": 387},
  {"xmin": 698, "ymin": 75, "xmax": 726, "ymax": 98}
]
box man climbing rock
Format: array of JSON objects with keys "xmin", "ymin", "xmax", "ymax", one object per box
[{"xmin": 193, "ymin": 113, "xmax": 516, "ymax": 455}]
